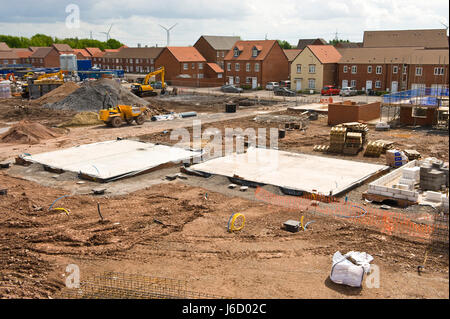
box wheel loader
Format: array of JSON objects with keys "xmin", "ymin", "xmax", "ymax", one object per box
[{"xmin": 98, "ymin": 92, "xmax": 149, "ymax": 127}]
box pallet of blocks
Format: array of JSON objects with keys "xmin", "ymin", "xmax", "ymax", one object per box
[
  {"xmin": 339, "ymin": 122, "xmax": 369, "ymax": 144},
  {"xmin": 404, "ymin": 149, "xmax": 421, "ymax": 161},
  {"xmin": 364, "ymin": 140, "xmax": 394, "ymax": 157},
  {"xmin": 313, "ymin": 145, "xmax": 329, "ymax": 152},
  {"xmin": 343, "ymin": 132, "xmax": 363, "ymax": 155},
  {"xmin": 329, "ymin": 126, "xmax": 347, "ymax": 153}
]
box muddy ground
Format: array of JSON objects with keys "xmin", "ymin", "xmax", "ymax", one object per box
[{"xmin": 0, "ymin": 93, "xmax": 448, "ymax": 299}]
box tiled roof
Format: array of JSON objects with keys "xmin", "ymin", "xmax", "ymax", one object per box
[
  {"xmin": 0, "ymin": 42, "xmax": 11, "ymax": 51},
  {"xmin": 283, "ymin": 49, "xmax": 302, "ymax": 62},
  {"xmin": 224, "ymin": 40, "xmax": 278, "ymax": 61},
  {"xmin": 74, "ymin": 49, "xmax": 91, "ymax": 58},
  {"xmin": 11, "ymin": 48, "xmax": 32, "ymax": 58},
  {"xmin": 198, "ymin": 36, "xmax": 241, "ymax": 50},
  {"xmin": 307, "ymin": 45, "xmax": 342, "ymax": 64},
  {"xmin": 363, "ymin": 29, "xmax": 449, "ymax": 49},
  {"xmin": 207, "ymin": 63, "xmax": 224, "ymax": 73},
  {"xmin": 338, "ymin": 47, "xmax": 426, "ymax": 64},
  {"xmin": 296, "ymin": 38, "xmax": 327, "ymax": 50},
  {"xmin": 85, "ymin": 47, "xmax": 104, "ymax": 57},
  {"xmin": 30, "ymin": 47, "xmax": 53, "ymax": 58},
  {"xmin": 52, "ymin": 43, "xmax": 73, "ymax": 52},
  {"xmin": 29, "ymin": 46, "xmax": 47, "ymax": 52},
  {"xmin": 167, "ymin": 47, "xmax": 206, "ymax": 62},
  {"xmin": 104, "ymin": 47, "xmax": 164, "ymax": 59},
  {"xmin": 0, "ymin": 51, "xmax": 18, "ymax": 59}
]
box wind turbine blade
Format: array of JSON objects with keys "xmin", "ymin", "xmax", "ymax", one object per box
[
  {"xmin": 159, "ymin": 24, "xmax": 168, "ymax": 31},
  {"xmin": 169, "ymin": 23, "xmax": 178, "ymax": 31}
]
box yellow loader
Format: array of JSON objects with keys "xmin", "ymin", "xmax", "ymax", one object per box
[{"xmin": 99, "ymin": 104, "xmax": 150, "ymax": 128}]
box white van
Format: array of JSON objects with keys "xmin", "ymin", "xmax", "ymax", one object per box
[{"xmin": 266, "ymin": 82, "xmax": 279, "ymax": 90}]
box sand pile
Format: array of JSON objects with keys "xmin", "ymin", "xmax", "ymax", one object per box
[
  {"xmin": 58, "ymin": 112, "xmax": 103, "ymax": 127},
  {"xmin": 33, "ymin": 82, "xmax": 80, "ymax": 106},
  {"xmin": 45, "ymin": 79, "xmax": 149, "ymax": 112},
  {"xmin": 1, "ymin": 120, "xmax": 62, "ymax": 144}
]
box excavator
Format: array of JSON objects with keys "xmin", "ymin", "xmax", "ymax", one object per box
[
  {"xmin": 98, "ymin": 93, "xmax": 150, "ymax": 128},
  {"xmin": 21, "ymin": 70, "xmax": 66, "ymax": 98},
  {"xmin": 131, "ymin": 67, "xmax": 166, "ymax": 97}
]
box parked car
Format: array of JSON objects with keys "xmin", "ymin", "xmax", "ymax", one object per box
[
  {"xmin": 321, "ymin": 85, "xmax": 340, "ymax": 96},
  {"xmin": 274, "ymin": 87, "xmax": 296, "ymax": 96},
  {"xmin": 279, "ymin": 80, "xmax": 291, "ymax": 88},
  {"xmin": 221, "ymin": 84, "xmax": 244, "ymax": 93},
  {"xmin": 153, "ymin": 81, "xmax": 167, "ymax": 89},
  {"xmin": 339, "ymin": 86, "xmax": 358, "ymax": 96},
  {"xmin": 266, "ymin": 82, "xmax": 280, "ymax": 90}
]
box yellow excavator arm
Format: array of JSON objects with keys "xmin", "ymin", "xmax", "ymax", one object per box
[
  {"xmin": 37, "ymin": 70, "xmax": 65, "ymax": 81},
  {"xmin": 131, "ymin": 67, "xmax": 165, "ymax": 97}
]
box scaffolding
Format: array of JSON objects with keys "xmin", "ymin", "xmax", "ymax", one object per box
[
  {"xmin": 382, "ymin": 87, "xmax": 449, "ymax": 126},
  {"xmin": 58, "ymin": 272, "xmax": 227, "ymax": 299}
]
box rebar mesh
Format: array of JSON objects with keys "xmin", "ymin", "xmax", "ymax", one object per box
[
  {"xmin": 429, "ymin": 213, "xmax": 449, "ymax": 254},
  {"xmin": 58, "ymin": 271, "xmax": 226, "ymax": 299}
]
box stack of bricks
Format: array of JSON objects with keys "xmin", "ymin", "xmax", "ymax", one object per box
[
  {"xmin": 386, "ymin": 150, "xmax": 409, "ymax": 167},
  {"xmin": 338, "ymin": 122, "xmax": 369, "ymax": 144},
  {"xmin": 404, "ymin": 149, "xmax": 421, "ymax": 161},
  {"xmin": 364, "ymin": 141, "xmax": 386, "ymax": 157},
  {"xmin": 343, "ymin": 132, "xmax": 363, "ymax": 155},
  {"xmin": 420, "ymin": 159, "xmax": 449, "ymax": 191},
  {"xmin": 329, "ymin": 126, "xmax": 347, "ymax": 153}
]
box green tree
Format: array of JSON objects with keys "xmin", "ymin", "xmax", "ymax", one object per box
[
  {"xmin": 277, "ymin": 40, "xmax": 293, "ymax": 49},
  {"xmin": 328, "ymin": 39, "xmax": 350, "ymax": 46}
]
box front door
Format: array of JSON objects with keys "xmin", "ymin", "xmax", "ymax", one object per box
[
  {"xmin": 342, "ymin": 80, "xmax": 348, "ymax": 88},
  {"xmin": 391, "ymin": 81, "xmax": 398, "ymax": 93},
  {"xmin": 228, "ymin": 76, "xmax": 233, "ymax": 85},
  {"xmin": 252, "ymin": 77, "xmax": 257, "ymax": 89},
  {"xmin": 296, "ymin": 79, "xmax": 302, "ymax": 91},
  {"xmin": 366, "ymin": 80, "xmax": 372, "ymax": 90}
]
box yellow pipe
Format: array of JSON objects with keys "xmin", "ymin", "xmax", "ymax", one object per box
[
  {"xmin": 53, "ymin": 207, "xmax": 70, "ymax": 216},
  {"xmin": 228, "ymin": 213, "xmax": 245, "ymax": 232}
]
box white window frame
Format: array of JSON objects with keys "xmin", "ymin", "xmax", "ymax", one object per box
[
  {"xmin": 403, "ymin": 66, "xmax": 407, "ymax": 74},
  {"xmin": 350, "ymin": 80, "xmax": 356, "ymax": 88},
  {"xmin": 343, "ymin": 65, "xmax": 348, "ymax": 73},
  {"xmin": 183, "ymin": 63, "xmax": 188, "ymax": 70},
  {"xmin": 235, "ymin": 76, "xmax": 240, "ymax": 84},
  {"xmin": 198, "ymin": 73, "xmax": 204, "ymax": 79},
  {"xmin": 255, "ymin": 63, "xmax": 260, "ymax": 72},
  {"xmin": 297, "ymin": 64, "xmax": 301, "ymax": 73},
  {"xmin": 234, "ymin": 48, "xmax": 239, "ymax": 57},
  {"xmin": 393, "ymin": 66, "xmax": 398, "ymax": 74},
  {"xmin": 235, "ymin": 63, "xmax": 240, "ymax": 71},
  {"xmin": 375, "ymin": 80, "xmax": 382, "ymax": 88},
  {"xmin": 367, "ymin": 66, "xmax": 372, "ymax": 73},
  {"xmin": 376, "ymin": 65, "xmax": 382, "ymax": 74},
  {"xmin": 198, "ymin": 63, "xmax": 203, "ymax": 70},
  {"xmin": 252, "ymin": 48, "xmax": 258, "ymax": 57},
  {"xmin": 308, "ymin": 64, "xmax": 316, "ymax": 74},
  {"xmin": 246, "ymin": 63, "xmax": 250, "ymax": 72},
  {"xmin": 351, "ymin": 65, "xmax": 357, "ymax": 74},
  {"xmin": 227, "ymin": 63, "xmax": 231, "ymax": 71},
  {"xmin": 308, "ymin": 78, "xmax": 315, "ymax": 89},
  {"xmin": 415, "ymin": 67, "xmax": 423, "ymax": 76},
  {"xmin": 434, "ymin": 67, "xmax": 444, "ymax": 75}
]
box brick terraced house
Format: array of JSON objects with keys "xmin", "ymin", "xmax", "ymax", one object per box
[
  {"xmin": 224, "ymin": 40, "xmax": 289, "ymax": 88},
  {"xmin": 194, "ymin": 35, "xmax": 241, "ymax": 70}
]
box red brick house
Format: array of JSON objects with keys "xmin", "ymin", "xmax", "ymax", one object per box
[
  {"xmin": 0, "ymin": 42, "xmax": 19, "ymax": 65},
  {"xmin": 155, "ymin": 47, "xmax": 223, "ymax": 87},
  {"xmin": 96, "ymin": 47, "xmax": 164, "ymax": 73},
  {"xmin": 284, "ymin": 49, "xmax": 301, "ymax": 80},
  {"xmin": 224, "ymin": 40, "xmax": 289, "ymax": 88},
  {"xmin": 337, "ymin": 47, "xmax": 449, "ymax": 92},
  {"xmin": 296, "ymin": 38, "xmax": 327, "ymax": 50},
  {"xmin": 363, "ymin": 29, "xmax": 449, "ymax": 49},
  {"xmin": 29, "ymin": 44, "xmax": 74, "ymax": 68},
  {"xmin": 74, "ymin": 48, "xmax": 91, "ymax": 60},
  {"xmin": 194, "ymin": 35, "xmax": 241, "ymax": 70}
]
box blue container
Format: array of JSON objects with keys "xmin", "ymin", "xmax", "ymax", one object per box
[{"xmin": 77, "ymin": 60, "xmax": 92, "ymax": 71}]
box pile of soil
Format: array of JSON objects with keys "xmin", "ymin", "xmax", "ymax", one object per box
[
  {"xmin": 45, "ymin": 79, "xmax": 149, "ymax": 112},
  {"xmin": 58, "ymin": 112, "xmax": 103, "ymax": 127},
  {"xmin": 33, "ymin": 82, "xmax": 80, "ymax": 106},
  {"xmin": 0, "ymin": 120, "xmax": 62, "ymax": 144}
]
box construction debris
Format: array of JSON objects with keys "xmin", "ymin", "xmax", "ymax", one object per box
[
  {"xmin": 375, "ymin": 122, "xmax": 390, "ymax": 131},
  {"xmin": 58, "ymin": 111, "xmax": 103, "ymax": 127},
  {"xmin": 283, "ymin": 220, "xmax": 301, "ymax": 233},
  {"xmin": 0, "ymin": 120, "xmax": 62, "ymax": 144}
]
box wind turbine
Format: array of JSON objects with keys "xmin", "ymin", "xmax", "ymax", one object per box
[
  {"xmin": 101, "ymin": 24, "xmax": 113, "ymax": 41},
  {"xmin": 159, "ymin": 23, "xmax": 178, "ymax": 46}
]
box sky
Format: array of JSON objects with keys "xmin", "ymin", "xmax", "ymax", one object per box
[{"xmin": 0, "ymin": 0, "xmax": 449, "ymax": 47}]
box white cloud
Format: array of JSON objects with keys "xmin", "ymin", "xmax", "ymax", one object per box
[{"xmin": 0, "ymin": 0, "xmax": 448, "ymax": 47}]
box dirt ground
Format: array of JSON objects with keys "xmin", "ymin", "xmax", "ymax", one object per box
[{"xmin": 0, "ymin": 93, "xmax": 448, "ymax": 299}]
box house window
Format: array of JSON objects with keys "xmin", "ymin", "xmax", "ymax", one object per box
[
  {"xmin": 434, "ymin": 67, "xmax": 444, "ymax": 75},
  {"xmin": 252, "ymin": 48, "xmax": 258, "ymax": 57},
  {"xmin": 235, "ymin": 63, "xmax": 240, "ymax": 71},
  {"xmin": 308, "ymin": 78, "xmax": 315, "ymax": 89},
  {"xmin": 192, "ymin": 63, "xmax": 195, "ymax": 69},
  {"xmin": 219, "ymin": 61, "xmax": 224, "ymax": 69},
  {"xmin": 343, "ymin": 65, "xmax": 348, "ymax": 73},
  {"xmin": 246, "ymin": 63, "xmax": 250, "ymax": 72},
  {"xmin": 198, "ymin": 74, "xmax": 204, "ymax": 79},
  {"xmin": 227, "ymin": 63, "xmax": 231, "ymax": 71},
  {"xmin": 412, "ymin": 107, "xmax": 427, "ymax": 118},
  {"xmin": 151, "ymin": 66, "xmax": 154, "ymax": 72},
  {"xmin": 403, "ymin": 66, "xmax": 407, "ymax": 74},
  {"xmin": 151, "ymin": 59, "xmax": 154, "ymax": 64},
  {"xmin": 130, "ymin": 59, "xmax": 134, "ymax": 64},
  {"xmin": 183, "ymin": 63, "xmax": 188, "ymax": 70},
  {"xmin": 218, "ymin": 74, "xmax": 223, "ymax": 78},
  {"xmin": 234, "ymin": 48, "xmax": 239, "ymax": 57},
  {"xmin": 130, "ymin": 66, "xmax": 133, "ymax": 72},
  {"xmin": 376, "ymin": 65, "xmax": 382, "ymax": 74},
  {"xmin": 415, "ymin": 67, "xmax": 423, "ymax": 76},
  {"xmin": 217, "ymin": 51, "xmax": 220, "ymax": 58},
  {"xmin": 199, "ymin": 63, "xmax": 203, "ymax": 70},
  {"xmin": 351, "ymin": 65, "xmax": 357, "ymax": 74},
  {"xmin": 235, "ymin": 76, "xmax": 240, "ymax": 84},
  {"xmin": 375, "ymin": 80, "xmax": 382, "ymax": 88},
  {"xmin": 221, "ymin": 51, "xmax": 225, "ymax": 57},
  {"xmin": 246, "ymin": 77, "xmax": 252, "ymax": 84},
  {"xmin": 255, "ymin": 63, "xmax": 260, "ymax": 72},
  {"xmin": 367, "ymin": 66, "xmax": 372, "ymax": 73},
  {"xmin": 309, "ymin": 64, "xmax": 316, "ymax": 73},
  {"xmin": 116, "ymin": 59, "xmax": 119, "ymax": 63},
  {"xmin": 350, "ymin": 80, "xmax": 356, "ymax": 87},
  {"xmin": 393, "ymin": 66, "xmax": 398, "ymax": 74},
  {"xmin": 296, "ymin": 64, "xmax": 301, "ymax": 73}
]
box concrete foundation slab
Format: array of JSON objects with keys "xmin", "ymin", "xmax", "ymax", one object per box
[
  {"xmin": 190, "ymin": 147, "xmax": 388, "ymax": 196},
  {"xmin": 19, "ymin": 140, "xmax": 202, "ymax": 182}
]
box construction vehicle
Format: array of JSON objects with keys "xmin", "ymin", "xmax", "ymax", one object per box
[
  {"xmin": 131, "ymin": 67, "xmax": 166, "ymax": 97},
  {"xmin": 98, "ymin": 93, "xmax": 149, "ymax": 128},
  {"xmin": 21, "ymin": 70, "xmax": 66, "ymax": 98}
]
